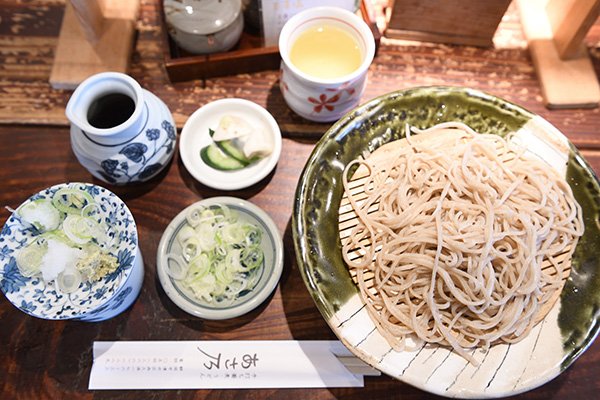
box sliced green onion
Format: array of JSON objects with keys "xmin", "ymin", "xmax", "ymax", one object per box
[
  {"xmin": 17, "ymin": 199, "xmax": 61, "ymax": 232},
  {"xmin": 36, "ymin": 230, "xmax": 74, "ymax": 246},
  {"xmin": 13, "ymin": 186, "xmax": 118, "ymax": 294},
  {"xmin": 241, "ymin": 246, "xmax": 264, "ymax": 270},
  {"xmin": 15, "ymin": 239, "xmax": 47, "ymax": 277},
  {"xmin": 187, "ymin": 253, "xmax": 211, "ymax": 278},
  {"xmin": 185, "ymin": 206, "xmax": 205, "ymax": 227},
  {"xmin": 188, "ymin": 273, "xmax": 216, "ymax": 302},
  {"xmin": 181, "ymin": 236, "xmax": 200, "ymax": 262},
  {"xmin": 225, "ymin": 248, "xmax": 243, "ymax": 271},
  {"xmin": 165, "ymin": 253, "xmax": 188, "ymax": 280},
  {"xmin": 171, "ymin": 204, "xmax": 265, "ymax": 306},
  {"xmin": 218, "ymin": 224, "xmax": 245, "ymax": 244},
  {"xmin": 243, "ymin": 224, "xmax": 262, "ymax": 247},
  {"xmin": 176, "ymin": 226, "xmax": 195, "ymax": 245},
  {"xmin": 194, "ymin": 222, "xmax": 217, "ymax": 252},
  {"xmin": 51, "ymin": 188, "xmax": 94, "ymax": 214},
  {"xmin": 62, "ymin": 214, "xmax": 100, "ymax": 245},
  {"xmin": 214, "ymin": 260, "xmax": 235, "ymax": 284},
  {"xmin": 56, "ymin": 267, "xmax": 83, "ymax": 293},
  {"xmin": 81, "ymin": 203, "xmax": 101, "ymax": 218}
]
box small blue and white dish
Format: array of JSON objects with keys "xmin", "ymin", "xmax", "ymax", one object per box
[{"xmin": 0, "ymin": 182, "xmax": 144, "ymax": 321}]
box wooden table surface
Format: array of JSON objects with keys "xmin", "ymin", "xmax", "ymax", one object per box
[{"xmin": 1, "ymin": 1, "xmax": 600, "ymax": 399}]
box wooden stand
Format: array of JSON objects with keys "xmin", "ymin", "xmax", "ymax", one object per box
[
  {"xmin": 516, "ymin": 0, "xmax": 600, "ymax": 109},
  {"xmin": 49, "ymin": 0, "xmax": 140, "ymax": 90}
]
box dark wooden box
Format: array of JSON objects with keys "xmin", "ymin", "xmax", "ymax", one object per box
[
  {"xmin": 386, "ymin": 0, "xmax": 511, "ymax": 46},
  {"xmin": 160, "ymin": 0, "xmax": 381, "ymax": 83}
]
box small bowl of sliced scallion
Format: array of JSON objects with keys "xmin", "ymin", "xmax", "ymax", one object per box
[{"xmin": 156, "ymin": 197, "xmax": 283, "ymax": 319}]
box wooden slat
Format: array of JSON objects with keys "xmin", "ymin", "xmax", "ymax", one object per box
[
  {"xmin": 546, "ymin": 0, "xmax": 600, "ymax": 59},
  {"xmin": 386, "ymin": 0, "xmax": 511, "ymax": 47},
  {"xmin": 49, "ymin": 0, "xmax": 139, "ymax": 89},
  {"xmin": 70, "ymin": 0, "xmax": 105, "ymax": 45},
  {"xmin": 516, "ymin": 0, "xmax": 600, "ymax": 109}
]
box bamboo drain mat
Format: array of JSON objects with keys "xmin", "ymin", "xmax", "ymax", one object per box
[{"xmin": 337, "ymin": 129, "xmax": 572, "ymax": 326}]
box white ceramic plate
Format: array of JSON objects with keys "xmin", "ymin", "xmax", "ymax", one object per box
[
  {"xmin": 156, "ymin": 196, "xmax": 284, "ymax": 319},
  {"xmin": 179, "ymin": 98, "xmax": 282, "ymax": 190}
]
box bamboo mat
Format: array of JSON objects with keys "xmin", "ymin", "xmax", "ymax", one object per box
[{"xmin": 339, "ymin": 130, "xmax": 573, "ymax": 328}]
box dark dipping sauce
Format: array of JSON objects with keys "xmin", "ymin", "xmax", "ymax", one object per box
[{"xmin": 87, "ymin": 93, "xmax": 135, "ymax": 129}]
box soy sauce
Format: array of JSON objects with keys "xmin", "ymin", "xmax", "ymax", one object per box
[{"xmin": 87, "ymin": 93, "xmax": 135, "ymax": 129}]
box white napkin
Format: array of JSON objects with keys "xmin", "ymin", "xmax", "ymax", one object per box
[{"xmin": 89, "ymin": 340, "xmax": 378, "ymax": 390}]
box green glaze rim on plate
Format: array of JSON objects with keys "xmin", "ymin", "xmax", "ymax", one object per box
[{"xmin": 292, "ymin": 86, "xmax": 600, "ymax": 398}]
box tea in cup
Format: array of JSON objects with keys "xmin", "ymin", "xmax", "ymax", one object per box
[{"xmin": 278, "ymin": 7, "xmax": 375, "ymax": 122}]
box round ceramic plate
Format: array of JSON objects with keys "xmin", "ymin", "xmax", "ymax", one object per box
[
  {"xmin": 157, "ymin": 196, "xmax": 284, "ymax": 319},
  {"xmin": 292, "ymin": 87, "xmax": 600, "ymax": 398},
  {"xmin": 179, "ymin": 98, "xmax": 282, "ymax": 191},
  {"xmin": 0, "ymin": 182, "xmax": 139, "ymax": 320}
]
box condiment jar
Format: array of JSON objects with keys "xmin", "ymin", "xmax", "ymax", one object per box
[
  {"xmin": 164, "ymin": 0, "xmax": 244, "ymax": 54},
  {"xmin": 66, "ymin": 72, "xmax": 176, "ymax": 185}
]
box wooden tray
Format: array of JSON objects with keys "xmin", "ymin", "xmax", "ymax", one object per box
[{"xmin": 159, "ymin": 0, "xmax": 382, "ymax": 83}]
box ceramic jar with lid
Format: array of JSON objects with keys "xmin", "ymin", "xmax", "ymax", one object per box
[{"xmin": 164, "ymin": 0, "xmax": 244, "ymax": 54}]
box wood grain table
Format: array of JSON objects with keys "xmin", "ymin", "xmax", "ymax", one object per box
[{"xmin": 1, "ymin": 1, "xmax": 600, "ymax": 399}]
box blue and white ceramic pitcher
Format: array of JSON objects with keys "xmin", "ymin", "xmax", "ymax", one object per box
[{"xmin": 66, "ymin": 72, "xmax": 176, "ymax": 185}]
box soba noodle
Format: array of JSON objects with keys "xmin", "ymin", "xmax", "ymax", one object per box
[{"xmin": 341, "ymin": 122, "xmax": 583, "ymax": 363}]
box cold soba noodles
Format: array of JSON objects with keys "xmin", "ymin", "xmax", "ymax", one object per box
[{"xmin": 340, "ymin": 122, "xmax": 583, "ymax": 363}]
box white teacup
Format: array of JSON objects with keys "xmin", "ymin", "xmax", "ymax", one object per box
[{"xmin": 278, "ymin": 6, "xmax": 375, "ymax": 123}]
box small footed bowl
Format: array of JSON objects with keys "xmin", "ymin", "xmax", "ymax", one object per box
[
  {"xmin": 164, "ymin": 0, "xmax": 244, "ymax": 54},
  {"xmin": 0, "ymin": 182, "xmax": 144, "ymax": 321},
  {"xmin": 157, "ymin": 197, "xmax": 283, "ymax": 320}
]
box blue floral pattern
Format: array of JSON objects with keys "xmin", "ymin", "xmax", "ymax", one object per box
[
  {"xmin": 1, "ymin": 257, "xmax": 27, "ymax": 293},
  {"xmin": 0, "ymin": 183, "xmax": 140, "ymax": 320},
  {"xmin": 146, "ymin": 128, "xmax": 160, "ymax": 141},
  {"xmin": 120, "ymin": 143, "xmax": 148, "ymax": 163},
  {"xmin": 111, "ymin": 286, "xmax": 132, "ymax": 310},
  {"xmin": 98, "ymin": 120, "xmax": 176, "ymax": 183}
]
